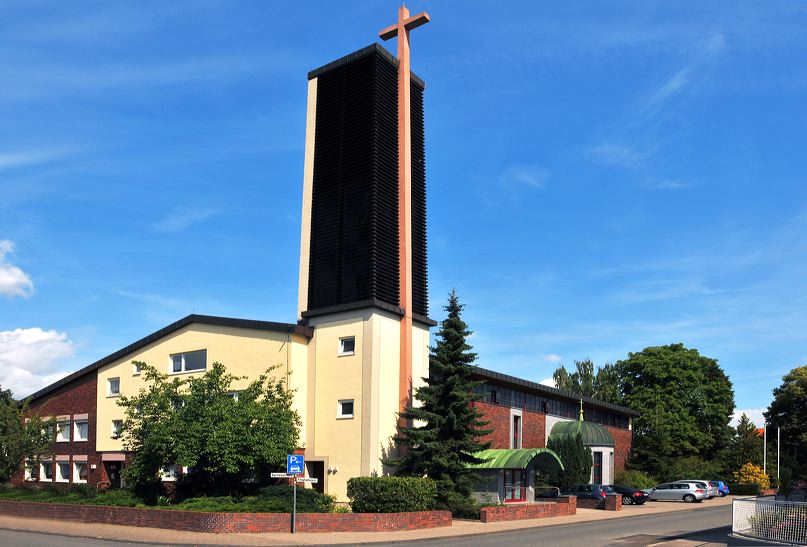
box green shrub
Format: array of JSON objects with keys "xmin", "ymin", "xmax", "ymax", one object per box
[
  {"xmin": 615, "ymin": 470, "xmax": 656, "ymax": 490},
  {"xmin": 437, "ymin": 491, "xmax": 480, "ymax": 519},
  {"xmin": 726, "ymin": 482, "xmax": 760, "ymax": 496},
  {"xmin": 347, "ymin": 477, "xmax": 436, "ymax": 513}
]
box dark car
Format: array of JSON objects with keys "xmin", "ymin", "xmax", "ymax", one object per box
[
  {"xmin": 560, "ymin": 484, "xmax": 615, "ymax": 500},
  {"xmin": 606, "ymin": 484, "xmax": 649, "ymax": 505}
]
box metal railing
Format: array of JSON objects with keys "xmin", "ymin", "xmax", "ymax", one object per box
[{"xmin": 733, "ymin": 496, "xmax": 807, "ymax": 545}]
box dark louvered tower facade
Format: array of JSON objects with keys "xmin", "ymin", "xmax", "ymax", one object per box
[{"xmin": 298, "ymin": 44, "xmax": 429, "ymax": 321}]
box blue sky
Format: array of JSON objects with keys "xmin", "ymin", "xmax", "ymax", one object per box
[{"xmin": 1, "ymin": 1, "xmax": 805, "ymax": 425}]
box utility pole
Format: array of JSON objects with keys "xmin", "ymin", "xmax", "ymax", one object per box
[
  {"xmin": 763, "ymin": 423, "xmax": 767, "ymax": 475},
  {"xmin": 777, "ymin": 426, "xmax": 780, "ymax": 486}
]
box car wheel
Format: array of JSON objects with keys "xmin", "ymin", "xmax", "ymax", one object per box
[
  {"xmin": 718, "ymin": 492, "xmax": 725, "ymax": 497},
  {"xmin": 622, "ymin": 495, "xmax": 633, "ymax": 505},
  {"xmin": 683, "ymin": 494, "xmax": 696, "ymax": 503}
]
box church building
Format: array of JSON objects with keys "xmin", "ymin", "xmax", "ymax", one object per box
[{"xmin": 13, "ymin": 8, "xmax": 636, "ymax": 502}]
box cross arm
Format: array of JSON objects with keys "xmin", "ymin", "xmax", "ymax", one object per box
[{"xmin": 378, "ymin": 12, "xmax": 430, "ymax": 41}]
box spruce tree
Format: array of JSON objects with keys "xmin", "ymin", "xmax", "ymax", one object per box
[{"xmin": 386, "ymin": 289, "xmax": 492, "ymax": 508}]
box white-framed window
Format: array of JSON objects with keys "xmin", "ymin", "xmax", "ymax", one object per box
[
  {"xmin": 73, "ymin": 462, "xmax": 88, "ymax": 483},
  {"xmin": 170, "ymin": 350, "xmax": 207, "ymax": 374},
  {"xmin": 337, "ymin": 399, "xmax": 354, "ymax": 419},
  {"xmin": 161, "ymin": 464, "xmax": 180, "ymax": 482},
  {"xmin": 107, "ymin": 377, "xmax": 120, "ymax": 397},
  {"xmin": 56, "ymin": 421, "xmax": 71, "ymax": 442},
  {"xmin": 74, "ymin": 420, "xmax": 89, "ymax": 442},
  {"xmin": 40, "ymin": 461, "xmax": 54, "ymax": 481},
  {"xmin": 111, "ymin": 420, "xmax": 123, "ymax": 438},
  {"xmin": 56, "ymin": 461, "xmax": 70, "ymax": 482},
  {"xmin": 133, "ymin": 362, "xmax": 142, "ymax": 375},
  {"xmin": 338, "ymin": 336, "xmax": 356, "ymax": 356},
  {"xmin": 227, "ymin": 390, "xmax": 243, "ymax": 401},
  {"xmin": 24, "ymin": 460, "xmax": 37, "ymax": 481}
]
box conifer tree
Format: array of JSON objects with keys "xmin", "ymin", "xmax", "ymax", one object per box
[{"xmin": 386, "ymin": 289, "xmax": 492, "ymax": 507}]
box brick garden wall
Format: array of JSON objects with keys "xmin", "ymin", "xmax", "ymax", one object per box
[
  {"xmin": 576, "ymin": 494, "xmax": 621, "ymax": 511},
  {"xmin": 473, "ymin": 401, "xmax": 546, "ymax": 449},
  {"xmin": 0, "ymin": 500, "xmax": 451, "ymax": 533},
  {"xmin": 479, "ymin": 496, "xmax": 576, "ymax": 523}
]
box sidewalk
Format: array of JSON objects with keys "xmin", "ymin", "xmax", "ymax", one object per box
[{"xmin": 0, "ymin": 495, "xmax": 735, "ymax": 546}]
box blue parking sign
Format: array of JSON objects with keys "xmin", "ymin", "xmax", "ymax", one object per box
[{"xmin": 287, "ymin": 454, "xmax": 304, "ymax": 475}]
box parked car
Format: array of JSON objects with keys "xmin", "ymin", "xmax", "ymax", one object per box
[
  {"xmin": 645, "ymin": 482, "xmax": 709, "ymax": 503},
  {"xmin": 607, "ymin": 484, "xmax": 649, "ymax": 505},
  {"xmin": 710, "ymin": 480, "xmax": 730, "ymax": 497},
  {"xmin": 560, "ymin": 484, "xmax": 615, "ymax": 500},
  {"xmin": 675, "ymin": 479, "xmax": 718, "ymax": 498}
]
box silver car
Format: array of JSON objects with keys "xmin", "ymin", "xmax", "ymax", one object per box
[
  {"xmin": 675, "ymin": 479, "xmax": 718, "ymax": 498},
  {"xmin": 646, "ymin": 482, "xmax": 709, "ymax": 503}
]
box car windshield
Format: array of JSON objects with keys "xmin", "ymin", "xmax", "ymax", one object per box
[{"xmin": 601, "ymin": 485, "xmax": 615, "ymax": 493}]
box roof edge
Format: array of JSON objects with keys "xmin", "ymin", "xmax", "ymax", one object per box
[{"xmin": 307, "ymin": 43, "xmax": 426, "ymax": 88}]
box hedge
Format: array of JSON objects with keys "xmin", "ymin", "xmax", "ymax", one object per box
[
  {"xmin": 727, "ymin": 483, "xmax": 761, "ymax": 496},
  {"xmin": 346, "ymin": 477, "xmax": 436, "ymax": 513}
]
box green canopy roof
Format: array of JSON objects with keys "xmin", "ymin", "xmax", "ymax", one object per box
[
  {"xmin": 467, "ymin": 448, "xmax": 564, "ymax": 472},
  {"xmin": 549, "ymin": 418, "xmax": 614, "ymax": 448}
]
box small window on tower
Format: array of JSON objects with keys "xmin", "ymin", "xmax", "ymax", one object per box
[
  {"xmin": 337, "ymin": 399, "xmax": 354, "ymax": 419},
  {"xmin": 338, "ymin": 337, "xmax": 356, "ymax": 356}
]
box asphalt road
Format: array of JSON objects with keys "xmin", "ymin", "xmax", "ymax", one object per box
[{"xmin": 0, "ymin": 505, "xmax": 777, "ymax": 546}]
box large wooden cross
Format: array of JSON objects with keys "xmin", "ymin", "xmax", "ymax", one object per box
[{"xmin": 379, "ymin": 6, "xmax": 430, "ymax": 414}]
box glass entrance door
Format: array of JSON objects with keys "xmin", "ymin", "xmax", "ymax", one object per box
[
  {"xmin": 503, "ymin": 469, "xmax": 526, "ymax": 502},
  {"xmin": 593, "ymin": 451, "xmax": 603, "ymax": 484}
]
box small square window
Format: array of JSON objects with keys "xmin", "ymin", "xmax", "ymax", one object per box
[
  {"xmin": 73, "ymin": 462, "xmax": 88, "ymax": 483},
  {"xmin": 107, "ymin": 378, "xmax": 120, "ymax": 396},
  {"xmin": 337, "ymin": 399, "xmax": 354, "ymax": 419},
  {"xmin": 74, "ymin": 420, "xmax": 89, "ymax": 442},
  {"xmin": 133, "ymin": 362, "xmax": 142, "ymax": 375},
  {"xmin": 111, "ymin": 420, "xmax": 123, "ymax": 438},
  {"xmin": 56, "ymin": 421, "xmax": 71, "ymax": 442},
  {"xmin": 338, "ymin": 337, "xmax": 355, "ymax": 356}
]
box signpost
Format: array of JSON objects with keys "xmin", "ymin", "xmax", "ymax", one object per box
[{"xmin": 286, "ymin": 454, "xmax": 304, "ymax": 533}]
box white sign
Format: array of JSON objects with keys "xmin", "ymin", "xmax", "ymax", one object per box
[
  {"xmin": 270, "ymin": 472, "xmax": 294, "ymax": 478},
  {"xmin": 296, "ymin": 477, "xmax": 319, "ymax": 484}
]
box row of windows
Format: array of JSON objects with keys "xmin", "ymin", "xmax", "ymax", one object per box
[
  {"xmin": 474, "ymin": 383, "xmax": 630, "ymax": 429},
  {"xmin": 25, "ymin": 458, "xmax": 88, "ymax": 484},
  {"xmin": 54, "ymin": 418, "xmax": 89, "ymax": 442}
]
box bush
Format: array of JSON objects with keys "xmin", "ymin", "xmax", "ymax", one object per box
[
  {"xmin": 347, "ymin": 477, "xmax": 436, "ymax": 513},
  {"xmin": 256, "ymin": 484, "xmax": 335, "ymax": 513},
  {"xmin": 615, "ymin": 470, "xmax": 656, "ymax": 490},
  {"xmin": 733, "ymin": 463, "xmax": 771, "ymax": 490},
  {"xmin": 726, "ymin": 483, "xmax": 761, "ymax": 496},
  {"xmin": 437, "ymin": 490, "xmax": 481, "ymax": 519}
]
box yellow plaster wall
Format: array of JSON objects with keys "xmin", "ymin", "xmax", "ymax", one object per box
[
  {"xmin": 374, "ymin": 313, "xmax": 401, "ymax": 476},
  {"xmin": 95, "ymin": 324, "xmax": 309, "ymax": 453}
]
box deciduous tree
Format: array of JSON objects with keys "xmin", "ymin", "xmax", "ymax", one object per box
[
  {"xmin": 0, "ymin": 387, "xmax": 53, "ymax": 481},
  {"xmin": 764, "ymin": 364, "xmax": 807, "ymax": 478}
]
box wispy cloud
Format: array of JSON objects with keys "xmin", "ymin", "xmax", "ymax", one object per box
[
  {"xmin": 0, "ymin": 149, "xmax": 75, "ymax": 171},
  {"xmin": 543, "ymin": 354, "xmax": 562, "ymax": 363},
  {"xmin": 588, "ymin": 143, "xmax": 646, "ymax": 168},
  {"xmin": 153, "ymin": 206, "xmax": 220, "ymax": 232},
  {"xmin": 0, "ymin": 327, "xmax": 74, "ymax": 398},
  {"xmin": 499, "ymin": 164, "xmax": 548, "ymax": 189},
  {"xmin": 539, "ymin": 377, "xmax": 556, "ymax": 388},
  {"xmin": 731, "ymin": 408, "xmax": 767, "ymax": 428},
  {"xmin": 0, "ymin": 240, "xmax": 34, "ymax": 298}
]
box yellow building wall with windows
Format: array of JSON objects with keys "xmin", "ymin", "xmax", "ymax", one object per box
[{"xmin": 95, "ymin": 323, "xmax": 309, "ymax": 453}]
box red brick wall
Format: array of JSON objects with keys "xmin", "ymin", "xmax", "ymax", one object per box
[
  {"xmin": 605, "ymin": 426, "xmax": 633, "ymax": 475},
  {"xmin": 473, "ymin": 402, "xmax": 546, "ymax": 449},
  {"xmin": 479, "ymin": 496, "xmax": 576, "ymax": 523},
  {"xmin": 12, "ymin": 373, "xmax": 104, "ymax": 487},
  {"xmin": 576, "ymin": 494, "xmax": 622, "ymax": 511},
  {"xmin": 0, "ymin": 500, "xmax": 451, "ymax": 533}
]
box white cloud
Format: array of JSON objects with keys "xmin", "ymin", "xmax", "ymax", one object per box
[
  {"xmin": 543, "ymin": 354, "xmax": 562, "ymax": 363},
  {"xmin": 589, "ymin": 143, "xmax": 646, "ymax": 168},
  {"xmin": 153, "ymin": 206, "xmax": 220, "ymax": 232},
  {"xmin": 0, "ymin": 240, "xmax": 35, "ymax": 298},
  {"xmin": 499, "ymin": 165, "xmax": 548, "ymax": 189},
  {"xmin": 539, "ymin": 377, "xmax": 556, "ymax": 388},
  {"xmin": 732, "ymin": 408, "xmax": 768, "ymax": 429},
  {"xmin": 0, "ymin": 327, "xmax": 75, "ymax": 398}
]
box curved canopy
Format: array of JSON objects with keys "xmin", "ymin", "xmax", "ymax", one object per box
[
  {"xmin": 467, "ymin": 448, "xmax": 564, "ymax": 472},
  {"xmin": 549, "ymin": 418, "xmax": 614, "ymax": 448}
]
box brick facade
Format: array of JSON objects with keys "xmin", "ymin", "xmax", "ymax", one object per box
[
  {"xmin": 12, "ymin": 373, "xmax": 107, "ymax": 488},
  {"xmin": 479, "ymin": 496, "xmax": 576, "ymax": 523},
  {"xmin": 473, "ymin": 401, "xmax": 546, "ymax": 449},
  {"xmin": 605, "ymin": 425, "xmax": 633, "ymax": 475},
  {"xmin": 0, "ymin": 500, "xmax": 451, "ymax": 533}
]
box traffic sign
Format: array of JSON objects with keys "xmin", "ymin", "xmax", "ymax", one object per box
[
  {"xmin": 270, "ymin": 472, "xmax": 293, "ymax": 478},
  {"xmin": 287, "ymin": 454, "xmax": 304, "ymax": 475},
  {"xmin": 296, "ymin": 477, "xmax": 319, "ymax": 484}
]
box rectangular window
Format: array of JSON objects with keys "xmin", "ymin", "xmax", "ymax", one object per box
[
  {"xmin": 337, "ymin": 399, "xmax": 354, "ymax": 419},
  {"xmin": 73, "ymin": 462, "xmax": 88, "ymax": 483},
  {"xmin": 107, "ymin": 377, "xmax": 120, "ymax": 396},
  {"xmin": 74, "ymin": 420, "xmax": 89, "ymax": 442},
  {"xmin": 56, "ymin": 421, "xmax": 71, "ymax": 442},
  {"xmin": 593, "ymin": 451, "xmax": 603, "ymax": 484},
  {"xmin": 512, "ymin": 414, "xmax": 522, "ymax": 449},
  {"xmin": 56, "ymin": 461, "xmax": 70, "ymax": 482},
  {"xmin": 338, "ymin": 337, "xmax": 355, "ymax": 356},
  {"xmin": 133, "ymin": 362, "xmax": 142, "ymax": 375},
  {"xmin": 40, "ymin": 461, "xmax": 54, "ymax": 481},
  {"xmin": 161, "ymin": 465, "xmax": 180, "ymax": 482},
  {"xmin": 24, "ymin": 461, "xmax": 37, "ymax": 481},
  {"xmin": 170, "ymin": 350, "xmax": 207, "ymax": 373},
  {"xmin": 111, "ymin": 420, "xmax": 123, "ymax": 438}
]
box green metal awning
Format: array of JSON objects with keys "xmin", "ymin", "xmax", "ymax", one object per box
[{"xmin": 467, "ymin": 448, "xmax": 564, "ymax": 471}]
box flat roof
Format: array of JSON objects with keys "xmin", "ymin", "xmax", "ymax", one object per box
[
  {"xmin": 22, "ymin": 314, "xmax": 313, "ymax": 404},
  {"xmin": 308, "ymin": 43, "xmax": 426, "ymax": 88},
  {"xmin": 470, "ymin": 366, "xmax": 640, "ymax": 417}
]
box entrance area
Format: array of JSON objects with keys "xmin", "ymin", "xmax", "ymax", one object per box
[
  {"xmin": 104, "ymin": 462, "xmax": 123, "ymax": 488},
  {"xmin": 305, "ymin": 461, "xmax": 325, "ymax": 494},
  {"xmin": 593, "ymin": 451, "xmax": 602, "ymax": 484},
  {"xmin": 503, "ymin": 469, "xmax": 526, "ymax": 502}
]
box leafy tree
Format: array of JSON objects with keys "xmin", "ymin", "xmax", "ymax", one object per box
[
  {"xmin": 730, "ymin": 413, "xmax": 763, "ymax": 472},
  {"xmin": 0, "ymin": 387, "xmax": 53, "ymax": 481},
  {"xmin": 764, "ymin": 364, "xmax": 807, "ymax": 478},
  {"xmin": 552, "ymin": 359, "xmax": 622, "ymax": 405},
  {"xmin": 614, "ymin": 344, "xmax": 734, "ymax": 478},
  {"xmin": 118, "ymin": 362, "xmax": 300, "ymax": 496},
  {"xmin": 733, "ymin": 462, "xmax": 770, "ymax": 490},
  {"xmin": 385, "ymin": 289, "xmax": 492, "ymax": 510},
  {"xmin": 546, "ymin": 432, "xmax": 593, "ymax": 486}
]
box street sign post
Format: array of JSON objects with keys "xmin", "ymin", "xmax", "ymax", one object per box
[{"xmin": 286, "ymin": 454, "xmax": 305, "ymax": 533}]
